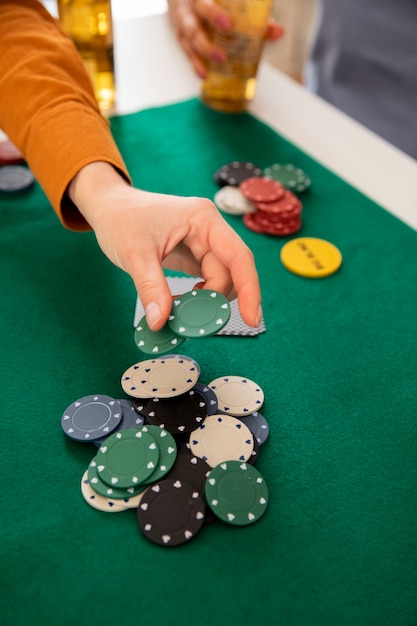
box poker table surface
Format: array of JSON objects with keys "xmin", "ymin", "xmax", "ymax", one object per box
[{"xmin": 1, "ymin": 98, "xmax": 417, "ymax": 626}]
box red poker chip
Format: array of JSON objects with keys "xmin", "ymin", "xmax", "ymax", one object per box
[
  {"xmin": 240, "ymin": 177, "xmax": 285, "ymax": 203},
  {"xmin": 255, "ymin": 190, "xmax": 300, "ymax": 214},
  {"xmin": 256, "ymin": 203, "xmax": 302, "ymax": 222},
  {"xmin": 243, "ymin": 212, "xmax": 266, "ymax": 234},
  {"xmin": 243, "ymin": 212, "xmax": 302, "ymax": 236},
  {"xmin": 248, "ymin": 208, "xmax": 300, "ymax": 227},
  {"xmin": 0, "ymin": 139, "xmax": 24, "ymax": 165},
  {"xmin": 255, "ymin": 214, "xmax": 300, "ymax": 229}
]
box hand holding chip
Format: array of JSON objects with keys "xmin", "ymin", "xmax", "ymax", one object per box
[{"xmin": 68, "ymin": 161, "xmax": 262, "ymax": 331}]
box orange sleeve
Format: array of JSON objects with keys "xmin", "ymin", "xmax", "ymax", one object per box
[{"xmin": 0, "ymin": 0, "xmax": 131, "ymax": 231}]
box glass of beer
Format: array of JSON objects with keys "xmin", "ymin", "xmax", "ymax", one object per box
[
  {"xmin": 57, "ymin": 0, "xmax": 116, "ymax": 114},
  {"xmin": 201, "ymin": 0, "xmax": 273, "ymax": 113}
]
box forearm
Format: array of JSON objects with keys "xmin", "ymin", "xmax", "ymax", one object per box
[
  {"xmin": 68, "ymin": 161, "xmax": 132, "ymax": 230},
  {"xmin": 0, "ymin": 0, "xmax": 130, "ymax": 230}
]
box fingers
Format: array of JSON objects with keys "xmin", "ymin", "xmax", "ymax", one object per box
[
  {"xmin": 169, "ymin": 0, "xmax": 229, "ymax": 76},
  {"xmin": 208, "ymin": 214, "xmax": 262, "ymax": 325},
  {"xmin": 193, "ymin": 0, "xmax": 231, "ymax": 30},
  {"xmin": 266, "ymin": 20, "xmax": 285, "ymax": 41},
  {"xmin": 125, "ymin": 243, "xmax": 175, "ymax": 332},
  {"xmin": 183, "ymin": 204, "xmax": 262, "ymax": 327}
]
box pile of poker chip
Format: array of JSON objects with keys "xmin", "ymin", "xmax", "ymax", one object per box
[
  {"xmin": 61, "ymin": 354, "xmax": 270, "ymax": 547},
  {"xmin": 213, "ymin": 160, "xmax": 311, "ymax": 237},
  {"xmin": 0, "ymin": 135, "xmax": 35, "ymax": 193}
]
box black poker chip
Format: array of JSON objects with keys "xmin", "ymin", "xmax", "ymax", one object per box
[
  {"xmin": 131, "ymin": 397, "xmax": 149, "ymax": 417},
  {"xmin": 213, "ymin": 161, "xmax": 263, "ymax": 187},
  {"xmin": 247, "ymin": 433, "xmax": 259, "ymax": 466},
  {"xmin": 137, "ymin": 478, "xmax": 206, "ymax": 546},
  {"xmin": 143, "ymin": 389, "xmax": 207, "ymax": 434},
  {"xmin": 167, "ymin": 454, "xmax": 211, "ymax": 493},
  {"xmin": 167, "ymin": 452, "xmax": 216, "ymax": 524}
]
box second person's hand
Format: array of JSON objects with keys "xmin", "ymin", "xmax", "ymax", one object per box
[{"xmin": 167, "ymin": 0, "xmax": 284, "ymax": 78}]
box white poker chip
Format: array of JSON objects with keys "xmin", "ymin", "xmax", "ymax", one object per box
[
  {"xmin": 81, "ymin": 470, "xmax": 146, "ymax": 511},
  {"xmin": 121, "ymin": 356, "xmax": 199, "ymax": 399},
  {"xmin": 208, "ymin": 375, "xmax": 264, "ymax": 416},
  {"xmin": 80, "ymin": 470, "xmax": 129, "ymax": 513},
  {"xmin": 214, "ymin": 186, "xmax": 256, "ymax": 215},
  {"xmin": 189, "ymin": 414, "xmax": 254, "ymax": 468}
]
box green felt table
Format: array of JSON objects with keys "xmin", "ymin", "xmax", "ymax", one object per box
[{"xmin": 1, "ymin": 98, "xmax": 417, "ymax": 626}]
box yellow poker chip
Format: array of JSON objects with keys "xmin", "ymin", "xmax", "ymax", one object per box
[{"xmin": 280, "ymin": 237, "xmax": 342, "ymax": 278}]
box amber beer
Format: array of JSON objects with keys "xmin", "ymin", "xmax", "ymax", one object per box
[
  {"xmin": 201, "ymin": 0, "xmax": 273, "ymax": 112},
  {"xmin": 57, "ymin": 0, "xmax": 115, "ymax": 113}
]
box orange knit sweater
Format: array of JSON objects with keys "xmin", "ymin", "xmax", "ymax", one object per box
[{"xmin": 0, "ymin": 0, "xmax": 130, "ymax": 230}]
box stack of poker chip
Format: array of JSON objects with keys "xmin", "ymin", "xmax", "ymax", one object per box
[
  {"xmin": 61, "ymin": 355, "xmax": 271, "ymax": 547},
  {"xmin": 240, "ymin": 176, "xmax": 302, "ymax": 237},
  {"xmin": 212, "ymin": 160, "xmax": 311, "ymax": 237}
]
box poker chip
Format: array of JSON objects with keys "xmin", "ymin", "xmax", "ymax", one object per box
[
  {"xmin": 193, "ymin": 382, "xmax": 218, "ymax": 415},
  {"xmin": 0, "ymin": 165, "xmax": 35, "ymax": 192},
  {"xmin": 168, "ymin": 289, "xmax": 231, "ymax": 338},
  {"xmin": 205, "ymin": 461, "xmax": 268, "ymax": 526},
  {"xmin": 208, "ymin": 376, "xmax": 264, "ymax": 416},
  {"xmin": 189, "ymin": 414, "xmax": 254, "ymax": 467},
  {"xmin": 237, "ymin": 411, "xmax": 270, "ymax": 446},
  {"xmin": 159, "ymin": 353, "xmax": 201, "ymax": 375},
  {"xmin": 0, "ymin": 139, "xmax": 24, "ymax": 165},
  {"xmin": 213, "ymin": 161, "xmax": 262, "ymax": 187},
  {"xmin": 243, "ymin": 212, "xmax": 302, "ymax": 237},
  {"xmin": 166, "ymin": 453, "xmax": 211, "ymax": 494},
  {"xmin": 81, "ymin": 470, "xmax": 133, "ymax": 513},
  {"xmin": 242, "ymin": 184, "xmax": 303, "ymax": 237},
  {"xmin": 247, "ymin": 433, "xmax": 259, "ymax": 466},
  {"xmin": 166, "ymin": 453, "xmax": 215, "ymax": 524},
  {"xmin": 263, "ymin": 163, "xmax": 311, "ymax": 194},
  {"xmin": 61, "ymin": 394, "xmax": 122, "ymax": 442},
  {"xmin": 143, "ymin": 389, "xmax": 207, "ymax": 434},
  {"xmin": 97, "ymin": 428, "xmax": 160, "ymax": 489},
  {"xmin": 121, "ymin": 356, "xmax": 199, "ymax": 399},
  {"xmin": 131, "ymin": 398, "xmax": 149, "ymax": 416},
  {"xmin": 134, "ymin": 314, "xmax": 186, "ymax": 355},
  {"xmin": 240, "ymin": 176, "xmax": 285, "ymax": 203},
  {"xmin": 118, "ymin": 398, "xmax": 146, "ymax": 427},
  {"xmin": 280, "ymin": 237, "xmax": 342, "ymax": 278},
  {"xmin": 93, "ymin": 398, "xmax": 144, "ymax": 446},
  {"xmin": 214, "ymin": 186, "xmax": 256, "ymax": 215},
  {"xmin": 137, "ymin": 479, "xmax": 206, "ymax": 546},
  {"xmin": 87, "ymin": 457, "xmax": 147, "ymax": 500},
  {"xmin": 255, "ymin": 189, "xmax": 301, "ymax": 215},
  {"xmin": 139, "ymin": 425, "xmax": 177, "ymax": 484}
]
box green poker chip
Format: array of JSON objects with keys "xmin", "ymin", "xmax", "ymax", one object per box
[
  {"xmin": 204, "ymin": 460, "xmax": 268, "ymax": 525},
  {"xmin": 167, "ymin": 289, "xmax": 231, "ymax": 338},
  {"xmin": 140, "ymin": 425, "xmax": 177, "ymax": 484},
  {"xmin": 87, "ymin": 457, "xmax": 147, "ymax": 500},
  {"xmin": 134, "ymin": 314, "xmax": 186, "ymax": 355},
  {"xmin": 97, "ymin": 428, "xmax": 160, "ymax": 489},
  {"xmin": 263, "ymin": 163, "xmax": 311, "ymax": 194}
]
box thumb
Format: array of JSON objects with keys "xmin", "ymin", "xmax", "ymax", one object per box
[{"xmin": 129, "ymin": 249, "xmax": 173, "ymax": 331}]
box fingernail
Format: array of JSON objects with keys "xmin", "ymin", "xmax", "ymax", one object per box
[
  {"xmin": 255, "ymin": 305, "xmax": 263, "ymax": 328},
  {"xmin": 215, "ymin": 14, "xmax": 231, "ymax": 30},
  {"xmin": 145, "ymin": 302, "xmax": 161, "ymax": 330}
]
